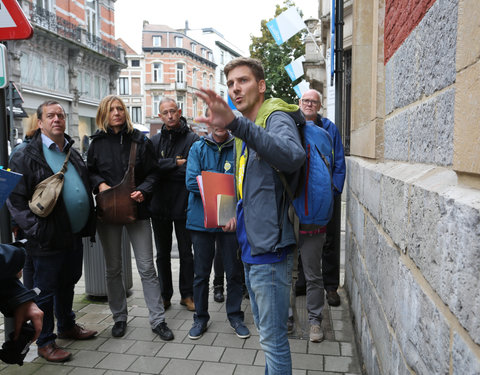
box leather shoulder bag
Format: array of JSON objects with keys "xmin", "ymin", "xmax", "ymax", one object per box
[{"xmin": 95, "ymin": 141, "xmax": 138, "ymax": 225}]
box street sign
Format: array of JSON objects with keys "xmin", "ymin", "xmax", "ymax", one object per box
[
  {"xmin": 0, "ymin": 0, "xmax": 33, "ymax": 40},
  {"xmin": 0, "ymin": 44, "xmax": 6, "ymax": 89}
]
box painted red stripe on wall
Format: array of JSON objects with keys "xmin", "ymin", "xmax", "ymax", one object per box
[{"xmin": 385, "ymin": 0, "xmax": 437, "ymax": 63}]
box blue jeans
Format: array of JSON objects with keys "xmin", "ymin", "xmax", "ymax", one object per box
[
  {"xmin": 244, "ymin": 251, "xmax": 293, "ymax": 375},
  {"xmin": 190, "ymin": 230, "xmax": 244, "ymax": 325},
  {"xmin": 32, "ymin": 236, "xmax": 83, "ymax": 348}
]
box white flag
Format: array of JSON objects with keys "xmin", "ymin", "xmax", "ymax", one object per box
[
  {"xmin": 293, "ymin": 80, "xmax": 310, "ymax": 99},
  {"xmin": 285, "ymin": 55, "xmax": 305, "ymax": 81},
  {"xmin": 267, "ymin": 7, "xmax": 306, "ymax": 45}
]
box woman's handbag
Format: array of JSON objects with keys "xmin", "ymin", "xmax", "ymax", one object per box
[
  {"xmin": 95, "ymin": 142, "xmax": 138, "ymax": 225},
  {"xmin": 28, "ymin": 150, "xmax": 71, "ymax": 218}
]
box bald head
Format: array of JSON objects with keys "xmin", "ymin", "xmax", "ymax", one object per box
[{"xmin": 299, "ymin": 89, "xmax": 322, "ymax": 121}]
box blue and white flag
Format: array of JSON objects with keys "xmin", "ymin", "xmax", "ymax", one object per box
[
  {"xmin": 293, "ymin": 80, "xmax": 310, "ymax": 99},
  {"xmin": 267, "ymin": 7, "xmax": 306, "ymax": 45},
  {"xmin": 285, "ymin": 55, "xmax": 305, "ymax": 81}
]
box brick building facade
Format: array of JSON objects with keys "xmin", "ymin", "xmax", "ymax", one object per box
[
  {"xmin": 6, "ymin": 0, "xmax": 125, "ymax": 153},
  {"xmin": 141, "ymin": 23, "xmax": 216, "ymax": 136}
]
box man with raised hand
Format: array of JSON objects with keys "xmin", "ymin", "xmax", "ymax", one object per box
[{"xmin": 196, "ymin": 57, "xmax": 305, "ymax": 374}]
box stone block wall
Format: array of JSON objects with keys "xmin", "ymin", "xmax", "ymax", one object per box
[
  {"xmin": 345, "ymin": 158, "xmax": 480, "ymax": 374},
  {"xmin": 346, "ymin": 0, "xmax": 480, "ymax": 373}
]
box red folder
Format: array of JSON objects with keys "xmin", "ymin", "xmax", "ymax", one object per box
[{"xmin": 196, "ymin": 171, "xmax": 235, "ymax": 228}]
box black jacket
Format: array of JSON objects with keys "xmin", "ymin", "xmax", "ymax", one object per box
[
  {"xmin": 6, "ymin": 130, "xmax": 96, "ymax": 256},
  {"xmin": 87, "ymin": 125, "xmax": 159, "ymax": 220},
  {"xmin": 149, "ymin": 117, "xmax": 199, "ymax": 220}
]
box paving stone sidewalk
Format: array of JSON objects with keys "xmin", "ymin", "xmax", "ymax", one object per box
[{"xmin": 0, "ymin": 209, "xmax": 362, "ymax": 374}]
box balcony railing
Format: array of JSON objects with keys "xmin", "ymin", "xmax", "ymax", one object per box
[
  {"xmin": 23, "ymin": 1, "xmax": 123, "ymax": 61},
  {"xmin": 175, "ymin": 81, "xmax": 187, "ymax": 91}
]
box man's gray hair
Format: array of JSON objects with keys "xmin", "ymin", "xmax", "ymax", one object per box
[{"xmin": 159, "ymin": 97, "xmax": 177, "ymax": 107}]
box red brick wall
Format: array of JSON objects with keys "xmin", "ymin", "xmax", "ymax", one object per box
[{"xmin": 385, "ymin": 0, "xmax": 436, "ymax": 63}]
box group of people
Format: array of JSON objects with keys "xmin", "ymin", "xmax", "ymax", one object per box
[{"xmin": 4, "ymin": 57, "xmax": 345, "ymax": 375}]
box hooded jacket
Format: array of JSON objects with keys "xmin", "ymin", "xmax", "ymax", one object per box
[
  {"xmin": 149, "ymin": 117, "xmax": 199, "ymax": 220},
  {"xmin": 87, "ymin": 125, "xmax": 159, "ymax": 220},
  {"xmin": 185, "ymin": 133, "xmax": 235, "ymax": 232},
  {"xmin": 7, "ymin": 130, "xmax": 96, "ymax": 256},
  {"xmin": 229, "ymin": 98, "xmax": 305, "ymax": 256}
]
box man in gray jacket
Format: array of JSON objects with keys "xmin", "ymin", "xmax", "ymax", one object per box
[{"xmin": 196, "ymin": 57, "xmax": 304, "ymax": 375}]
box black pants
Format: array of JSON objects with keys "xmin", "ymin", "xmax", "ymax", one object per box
[{"xmin": 152, "ymin": 218, "xmax": 194, "ymax": 301}]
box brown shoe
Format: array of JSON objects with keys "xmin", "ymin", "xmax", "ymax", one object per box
[
  {"xmin": 180, "ymin": 297, "xmax": 195, "ymax": 311},
  {"xmin": 58, "ymin": 323, "xmax": 97, "ymax": 340},
  {"xmin": 38, "ymin": 342, "xmax": 72, "ymax": 362}
]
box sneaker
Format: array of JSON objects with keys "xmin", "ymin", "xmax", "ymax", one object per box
[
  {"xmin": 287, "ymin": 316, "xmax": 294, "ymax": 334},
  {"xmin": 309, "ymin": 324, "xmax": 324, "ymax": 342},
  {"xmin": 152, "ymin": 322, "xmax": 174, "ymax": 341},
  {"xmin": 188, "ymin": 321, "xmax": 207, "ymax": 340},
  {"xmin": 326, "ymin": 290, "xmax": 341, "ymax": 306},
  {"xmin": 231, "ymin": 321, "xmax": 250, "ymax": 339},
  {"xmin": 213, "ymin": 287, "xmax": 224, "ymax": 303},
  {"xmin": 111, "ymin": 321, "xmax": 127, "ymax": 337},
  {"xmin": 180, "ymin": 296, "xmax": 195, "ymax": 311}
]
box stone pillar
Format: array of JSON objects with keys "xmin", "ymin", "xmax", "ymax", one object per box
[{"xmin": 68, "ymin": 48, "xmax": 83, "ymax": 146}]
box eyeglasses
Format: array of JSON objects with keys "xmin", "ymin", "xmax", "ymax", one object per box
[{"xmin": 301, "ymin": 99, "xmax": 319, "ymax": 106}]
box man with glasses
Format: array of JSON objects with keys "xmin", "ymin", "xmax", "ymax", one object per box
[
  {"xmin": 7, "ymin": 101, "xmax": 97, "ymax": 362},
  {"xmin": 299, "ymin": 89, "xmax": 346, "ymax": 308},
  {"xmin": 149, "ymin": 98, "xmax": 199, "ymax": 312}
]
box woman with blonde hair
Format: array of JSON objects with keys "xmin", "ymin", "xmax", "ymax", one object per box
[{"xmin": 87, "ymin": 95, "xmax": 173, "ymax": 340}]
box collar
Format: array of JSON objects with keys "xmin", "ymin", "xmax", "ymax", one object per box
[{"xmin": 41, "ymin": 133, "xmax": 68, "ymax": 152}]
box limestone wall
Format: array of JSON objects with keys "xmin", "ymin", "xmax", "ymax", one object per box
[{"xmin": 346, "ymin": 0, "xmax": 480, "ymax": 373}]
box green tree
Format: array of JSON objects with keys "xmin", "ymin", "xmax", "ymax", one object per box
[{"xmin": 249, "ymin": 0, "xmax": 306, "ymax": 103}]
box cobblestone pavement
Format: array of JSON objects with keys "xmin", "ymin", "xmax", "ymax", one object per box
[{"xmin": 0, "ymin": 220, "xmax": 362, "ymax": 374}]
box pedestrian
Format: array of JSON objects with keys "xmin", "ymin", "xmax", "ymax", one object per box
[
  {"xmin": 185, "ymin": 119, "xmax": 250, "ymax": 340},
  {"xmin": 299, "ymin": 89, "xmax": 346, "ymax": 307},
  {"xmin": 87, "ymin": 95, "xmax": 173, "ymax": 341},
  {"xmin": 196, "ymin": 57, "xmax": 305, "ymax": 374},
  {"xmin": 149, "ymin": 98, "xmax": 199, "ymax": 312},
  {"xmin": 7, "ymin": 101, "xmax": 97, "ymax": 362}
]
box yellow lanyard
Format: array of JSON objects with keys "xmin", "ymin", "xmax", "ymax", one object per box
[{"xmin": 237, "ymin": 142, "xmax": 247, "ymax": 200}]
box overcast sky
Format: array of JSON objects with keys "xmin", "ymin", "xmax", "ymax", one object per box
[{"xmin": 114, "ymin": 0, "xmax": 320, "ymax": 55}]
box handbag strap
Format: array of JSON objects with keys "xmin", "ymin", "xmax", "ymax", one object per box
[
  {"xmin": 59, "ymin": 149, "xmax": 71, "ymax": 174},
  {"xmin": 128, "ymin": 141, "xmax": 137, "ymax": 169}
]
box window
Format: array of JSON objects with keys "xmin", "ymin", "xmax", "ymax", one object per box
[
  {"xmin": 220, "ymin": 70, "xmax": 225, "ymax": 85},
  {"xmin": 193, "ymin": 97, "xmax": 197, "ymax": 118},
  {"xmin": 84, "ymin": 72, "xmax": 91, "ymax": 96},
  {"xmin": 209, "ymin": 75, "xmax": 214, "ymax": 89},
  {"xmin": 176, "ymin": 96, "xmax": 185, "ymax": 113},
  {"xmin": 191, "ymin": 43, "xmax": 196, "ymax": 53},
  {"xmin": 130, "ymin": 107, "xmax": 142, "ymax": 123},
  {"xmin": 208, "ymin": 52, "xmax": 213, "ymax": 61},
  {"xmin": 31, "ymin": 54, "xmax": 42, "ymax": 87},
  {"xmin": 175, "ymin": 36, "xmax": 183, "ymax": 48},
  {"xmin": 202, "ymin": 72, "xmax": 207, "ymax": 87},
  {"xmin": 153, "ymin": 95, "xmax": 161, "ymax": 117},
  {"xmin": 86, "ymin": 0, "xmax": 98, "ymax": 36},
  {"xmin": 192, "ymin": 67, "xmax": 198, "ymax": 88},
  {"xmin": 118, "ymin": 77, "xmax": 129, "ymax": 95},
  {"xmin": 36, "ymin": 0, "xmax": 52, "ymax": 11},
  {"xmin": 220, "ymin": 50, "xmax": 225, "ymax": 64},
  {"xmin": 152, "ymin": 35, "xmax": 161, "ymax": 47},
  {"xmin": 46, "ymin": 60, "xmax": 55, "ymax": 90},
  {"xmin": 201, "ymin": 48, "xmax": 206, "ymax": 58},
  {"xmin": 153, "ymin": 62, "xmax": 162, "ymax": 83},
  {"xmin": 101, "ymin": 78, "xmax": 108, "ymax": 98},
  {"xmin": 57, "ymin": 64, "xmax": 66, "ymax": 91},
  {"xmin": 131, "ymin": 59, "xmax": 140, "ymax": 67},
  {"xmin": 176, "ymin": 63, "xmax": 185, "ymax": 83},
  {"xmin": 94, "ymin": 76, "xmax": 100, "ymax": 98}
]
